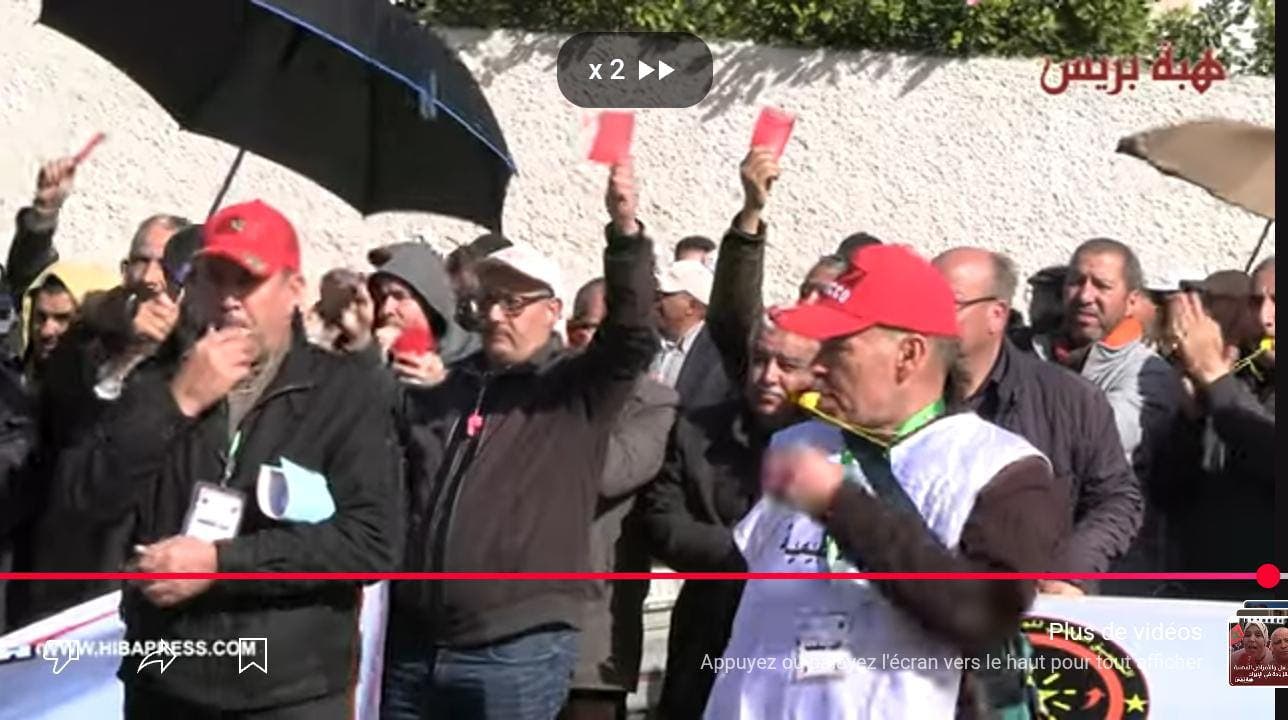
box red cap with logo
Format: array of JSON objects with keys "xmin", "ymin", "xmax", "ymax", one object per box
[
  {"xmin": 770, "ymin": 244, "xmax": 958, "ymax": 340},
  {"xmin": 199, "ymin": 200, "xmax": 300, "ymax": 278}
]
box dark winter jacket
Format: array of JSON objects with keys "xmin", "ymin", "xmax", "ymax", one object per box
[
  {"xmin": 389, "ymin": 223, "xmax": 658, "ymax": 649},
  {"xmin": 5, "ymin": 286, "xmax": 206, "ymax": 626},
  {"xmin": 0, "ymin": 364, "xmax": 36, "ymax": 633},
  {"xmin": 1178, "ymin": 367, "xmax": 1275, "ymax": 575},
  {"xmin": 967, "ymin": 338, "xmax": 1142, "ymax": 576},
  {"xmin": 56, "ymin": 326, "xmax": 403, "ymax": 710},
  {"xmin": 674, "ymin": 327, "xmax": 735, "ymax": 411},
  {"xmin": 637, "ymin": 400, "xmax": 767, "ymax": 719}
]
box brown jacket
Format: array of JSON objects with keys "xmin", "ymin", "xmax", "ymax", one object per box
[{"xmin": 390, "ymin": 224, "xmax": 658, "ymax": 648}]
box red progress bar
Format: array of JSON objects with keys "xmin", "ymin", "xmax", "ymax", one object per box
[{"xmin": 0, "ymin": 572, "xmax": 1258, "ymax": 581}]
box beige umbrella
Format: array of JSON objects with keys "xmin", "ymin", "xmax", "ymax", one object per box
[{"xmin": 1117, "ymin": 119, "xmax": 1274, "ymax": 268}]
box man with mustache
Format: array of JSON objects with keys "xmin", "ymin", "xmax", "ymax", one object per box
[
  {"xmin": 1031, "ymin": 240, "xmax": 1182, "ymax": 584},
  {"xmin": 384, "ymin": 161, "xmax": 658, "ymax": 720},
  {"xmin": 59, "ymin": 200, "xmax": 403, "ymax": 718},
  {"xmin": 638, "ymin": 148, "xmax": 823, "ymax": 718},
  {"xmin": 932, "ymin": 248, "xmax": 1140, "ymax": 597}
]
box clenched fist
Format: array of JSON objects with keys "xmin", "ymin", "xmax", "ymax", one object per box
[
  {"xmin": 170, "ymin": 327, "xmax": 259, "ymax": 417},
  {"xmin": 133, "ymin": 292, "xmax": 181, "ymax": 347},
  {"xmin": 34, "ymin": 157, "xmax": 77, "ymax": 217},
  {"xmin": 606, "ymin": 159, "xmax": 640, "ymax": 236},
  {"xmin": 392, "ymin": 350, "xmax": 447, "ymax": 386},
  {"xmin": 736, "ymin": 148, "xmax": 780, "ymax": 235}
]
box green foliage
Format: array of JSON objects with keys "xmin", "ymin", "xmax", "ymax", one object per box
[
  {"xmin": 395, "ymin": 0, "xmax": 1274, "ymax": 75},
  {"xmin": 1152, "ymin": 0, "xmax": 1275, "ymax": 74}
]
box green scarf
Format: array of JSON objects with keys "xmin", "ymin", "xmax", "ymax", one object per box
[{"xmin": 824, "ymin": 398, "xmax": 945, "ymax": 569}]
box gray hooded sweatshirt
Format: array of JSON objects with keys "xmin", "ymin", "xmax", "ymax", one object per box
[{"xmin": 370, "ymin": 242, "xmax": 479, "ymax": 365}]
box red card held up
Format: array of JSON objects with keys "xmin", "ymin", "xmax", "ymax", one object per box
[
  {"xmin": 73, "ymin": 132, "xmax": 106, "ymax": 165},
  {"xmin": 750, "ymin": 107, "xmax": 795, "ymax": 159},
  {"xmin": 588, "ymin": 111, "xmax": 635, "ymax": 165},
  {"xmin": 392, "ymin": 325, "xmax": 435, "ymax": 356}
]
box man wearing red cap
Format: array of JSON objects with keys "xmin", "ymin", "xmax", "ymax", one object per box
[
  {"xmin": 60, "ymin": 200, "xmax": 402, "ymax": 719},
  {"xmin": 703, "ymin": 244, "xmax": 1070, "ymax": 719}
]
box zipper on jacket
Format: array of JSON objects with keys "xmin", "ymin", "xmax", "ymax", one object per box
[
  {"xmin": 216, "ymin": 382, "xmax": 312, "ymax": 486},
  {"xmin": 423, "ymin": 374, "xmax": 491, "ymax": 635}
]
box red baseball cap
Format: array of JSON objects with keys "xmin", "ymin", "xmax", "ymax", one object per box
[
  {"xmin": 770, "ymin": 244, "xmax": 958, "ymax": 340},
  {"xmin": 199, "ymin": 200, "xmax": 300, "ymax": 278}
]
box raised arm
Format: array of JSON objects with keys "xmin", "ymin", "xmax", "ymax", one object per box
[
  {"xmin": 6, "ymin": 158, "xmax": 73, "ymax": 302},
  {"xmin": 707, "ymin": 150, "xmax": 778, "ymax": 384},
  {"xmin": 564, "ymin": 159, "xmax": 660, "ymax": 428}
]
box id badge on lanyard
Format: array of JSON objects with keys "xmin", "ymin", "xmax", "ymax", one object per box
[
  {"xmin": 180, "ymin": 431, "xmax": 246, "ymax": 542},
  {"xmin": 792, "ymin": 611, "xmax": 853, "ymax": 681}
]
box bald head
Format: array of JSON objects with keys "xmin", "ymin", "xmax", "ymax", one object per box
[
  {"xmin": 933, "ymin": 248, "xmax": 1015, "ymax": 394},
  {"xmin": 933, "ymin": 248, "xmax": 1017, "ymax": 303},
  {"xmin": 567, "ymin": 278, "xmax": 606, "ymax": 352},
  {"xmin": 1271, "ymin": 626, "xmax": 1288, "ymax": 664}
]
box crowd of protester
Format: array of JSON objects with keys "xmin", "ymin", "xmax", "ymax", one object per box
[{"xmin": 0, "ymin": 147, "xmax": 1276, "ymax": 719}]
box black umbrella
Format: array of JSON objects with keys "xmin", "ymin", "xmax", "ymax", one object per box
[{"xmin": 39, "ymin": 0, "xmax": 515, "ymax": 230}]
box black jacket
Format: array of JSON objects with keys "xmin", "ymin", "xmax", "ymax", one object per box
[
  {"xmin": 0, "ymin": 364, "xmax": 36, "ymax": 633},
  {"xmin": 674, "ymin": 325, "xmax": 735, "ymax": 411},
  {"xmin": 635, "ymin": 218, "xmax": 777, "ymax": 719},
  {"xmin": 58, "ymin": 328, "xmax": 403, "ymax": 710},
  {"xmin": 967, "ymin": 338, "xmax": 1141, "ymax": 576},
  {"xmin": 637, "ymin": 400, "xmax": 766, "ymax": 720},
  {"xmin": 1178, "ymin": 368, "xmax": 1275, "ymax": 575},
  {"xmin": 390, "ymin": 224, "xmax": 657, "ymax": 649},
  {"xmin": 6, "ymin": 287, "xmax": 206, "ymax": 627}
]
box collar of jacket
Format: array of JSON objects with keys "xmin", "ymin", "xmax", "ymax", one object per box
[
  {"xmin": 989, "ymin": 338, "xmax": 1023, "ymax": 406},
  {"xmin": 457, "ymin": 334, "xmax": 564, "ymax": 381},
  {"xmin": 250, "ymin": 314, "xmax": 316, "ymax": 415},
  {"xmin": 733, "ymin": 400, "xmax": 804, "ymax": 450}
]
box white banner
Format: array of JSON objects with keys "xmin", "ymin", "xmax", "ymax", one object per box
[
  {"xmin": 992, "ymin": 594, "xmax": 1270, "ymax": 717},
  {"xmin": 0, "ymin": 583, "xmax": 388, "ymax": 720},
  {"xmin": 0, "ymin": 587, "xmax": 1274, "ymax": 718}
]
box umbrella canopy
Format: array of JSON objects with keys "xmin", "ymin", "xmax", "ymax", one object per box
[
  {"xmin": 40, "ymin": 0, "xmax": 515, "ymax": 230},
  {"xmin": 1116, "ymin": 119, "xmax": 1274, "ymax": 220}
]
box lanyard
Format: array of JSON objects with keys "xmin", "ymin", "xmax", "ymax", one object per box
[
  {"xmin": 220, "ymin": 430, "xmax": 243, "ymax": 488},
  {"xmin": 826, "ymin": 398, "xmax": 945, "ymax": 568},
  {"xmin": 891, "ymin": 398, "xmax": 945, "ymax": 441}
]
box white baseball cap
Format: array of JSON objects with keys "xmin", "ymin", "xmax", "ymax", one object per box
[
  {"xmin": 474, "ymin": 241, "xmax": 566, "ymax": 302},
  {"xmin": 657, "ymin": 258, "xmax": 714, "ymax": 306},
  {"xmin": 1146, "ymin": 269, "xmax": 1205, "ymax": 294}
]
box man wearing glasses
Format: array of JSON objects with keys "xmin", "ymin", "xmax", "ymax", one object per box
[
  {"xmin": 383, "ymin": 161, "xmax": 659, "ymax": 720},
  {"xmin": 932, "ymin": 247, "xmax": 1142, "ymax": 597}
]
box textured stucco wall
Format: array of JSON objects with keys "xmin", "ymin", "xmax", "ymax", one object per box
[{"xmin": 1, "ymin": 0, "xmax": 1275, "ymax": 310}]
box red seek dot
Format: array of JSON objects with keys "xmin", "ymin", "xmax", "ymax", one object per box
[{"xmin": 1256, "ymin": 563, "xmax": 1280, "ymax": 588}]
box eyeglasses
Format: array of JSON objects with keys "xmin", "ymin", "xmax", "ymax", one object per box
[
  {"xmin": 954, "ymin": 296, "xmax": 1000, "ymax": 310},
  {"xmin": 473, "ymin": 290, "xmax": 554, "ymax": 318},
  {"xmin": 799, "ymin": 281, "xmax": 829, "ymax": 300}
]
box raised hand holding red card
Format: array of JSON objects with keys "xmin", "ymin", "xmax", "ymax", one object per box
[
  {"xmin": 750, "ymin": 107, "xmax": 795, "ymax": 159},
  {"xmin": 588, "ymin": 111, "xmax": 635, "ymax": 165}
]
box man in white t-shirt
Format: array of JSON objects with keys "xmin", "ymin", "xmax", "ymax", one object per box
[{"xmin": 703, "ymin": 244, "xmax": 1070, "ymax": 720}]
